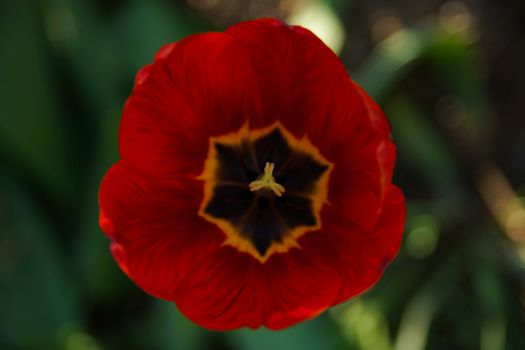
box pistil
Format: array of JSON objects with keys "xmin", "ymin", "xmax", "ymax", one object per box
[{"xmin": 249, "ymin": 162, "xmax": 285, "ymax": 197}]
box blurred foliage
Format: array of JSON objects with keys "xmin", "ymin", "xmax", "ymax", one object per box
[{"xmin": 1, "ymin": 0, "xmax": 525, "ymax": 349}]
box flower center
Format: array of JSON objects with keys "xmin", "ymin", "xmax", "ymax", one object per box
[
  {"xmin": 198, "ymin": 122, "xmax": 333, "ymax": 262},
  {"xmin": 249, "ymin": 162, "xmax": 285, "ymax": 197}
]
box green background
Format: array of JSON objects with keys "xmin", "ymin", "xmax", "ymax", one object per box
[{"xmin": 1, "ymin": 0, "xmax": 525, "ymax": 349}]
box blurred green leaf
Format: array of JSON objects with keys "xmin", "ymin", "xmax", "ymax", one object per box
[
  {"xmin": 333, "ymin": 300, "xmax": 393, "ymax": 350},
  {"xmin": 0, "ymin": 171, "xmax": 78, "ymax": 349},
  {"xmin": 354, "ymin": 29, "xmax": 430, "ymax": 100},
  {"xmin": 74, "ymin": 106, "xmax": 123, "ymax": 302},
  {"xmin": 427, "ymin": 32, "xmax": 488, "ymax": 127},
  {"xmin": 148, "ymin": 301, "xmax": 206, "ymax": 350},
  {"xmin": 394, "ymin": 289, "xmax": 436, "ymax": 350},
  {"xmin": 385, "ymin": 93, "xmax": 460, "ymax": 193},
  {"xmin": 228, "ymin": 315, "xmax": 343, "ymax": 350},
  {"xmin": 0, "ymin": 0, "xmax": 73, "ymax": 203}
]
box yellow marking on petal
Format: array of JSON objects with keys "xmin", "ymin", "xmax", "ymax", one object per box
[{"xmin": 249, "ymin": 162, "xmax": 286, "ymax": 197}]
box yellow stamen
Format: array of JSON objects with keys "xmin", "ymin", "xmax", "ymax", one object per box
[{"xmin": 249, "ymin": 162, "xmax": 286, "ymax": 197}]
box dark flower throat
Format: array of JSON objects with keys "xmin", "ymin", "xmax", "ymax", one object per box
[{"xmin": 204, "ymin": 128, "xmax": 328, "ymax": 256}]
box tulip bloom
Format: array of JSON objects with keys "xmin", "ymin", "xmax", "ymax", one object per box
[{"xmin": 99, "ymin": 18, "xmax": 405, "ymax": 330}]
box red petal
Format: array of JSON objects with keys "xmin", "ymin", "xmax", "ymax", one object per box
[
  {"xmin": 300, "ymin": 185, "xmax": 405, "ymax": 304},
  {"xmin": 354, "ymin": 82, "xmax": 396, "ymax": 202},
  {"xmin": 134, "ymin": 64, "xmax": 153, "ymax": 87},
  {"xmin": 98, "ymin": 161, "xmax": 223, "ymax": 300},
  {"xmin": 327, "ymin": 140, "xmax": 395, "ymax": 232},
  {"xmin": 227, "ymin": 19, "xmax": 395, "ymax": 230},
  {"xmin": 174, "ymin": 246, "xmax": 341, "ymax": 330},
  {"xmin": 324, "ymin": 81, "xmax": 396, "ymax": 230},
  {"xmin": 120, "ymin": 32, "xmax": 262, "ymax": 179},
  {"xmin": 154, "ymin": 42, "xmax": 176, "ymax": 61},
  {"xmin": 261, "ymin": 251, "xmax": 342, "ymax": 329},
  {"xmin": 226, "ymin": 19, "xmax": 362, "ymax": 143},
  {"xmin": 173, "ymin": 248, "xmax": 262, "ymax": 330},
  {"xmin": 133, "ymin": 43, "xmax": 176, "ymax": 87}
]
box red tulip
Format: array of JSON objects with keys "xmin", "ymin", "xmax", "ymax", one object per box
[{"xmin": 99, "ymin": 18, "xmax": 405, "ymax": 330}]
